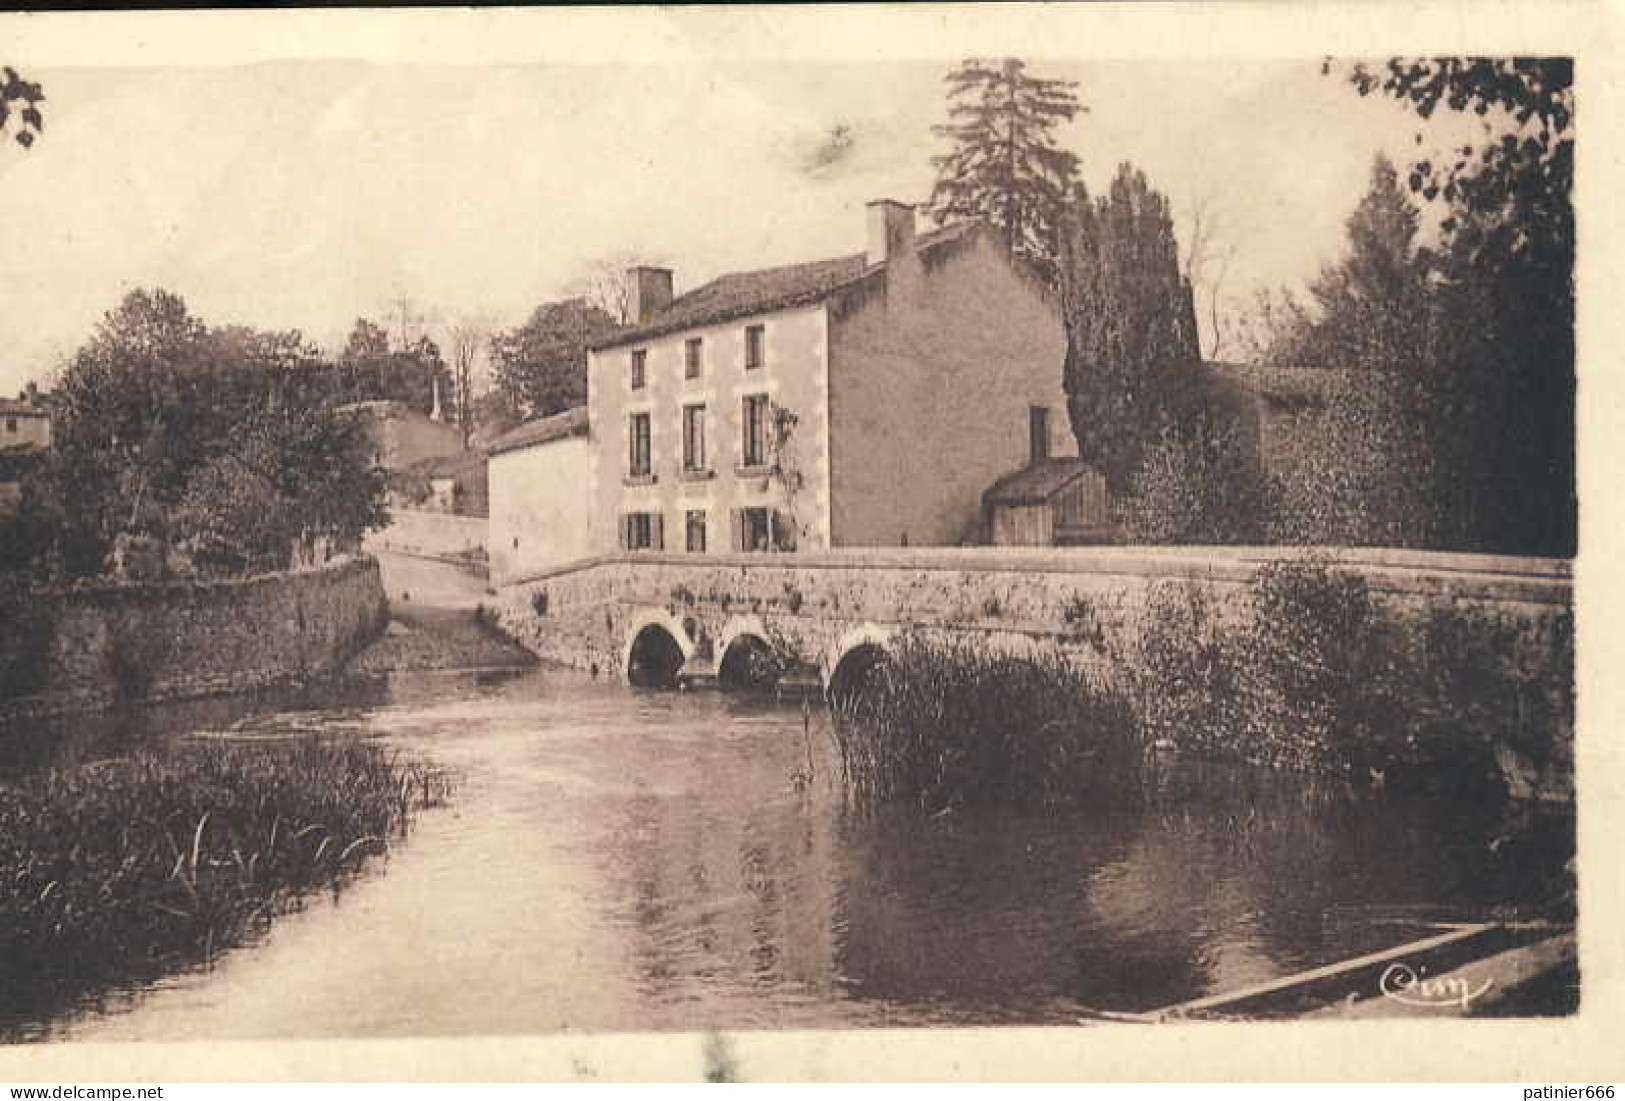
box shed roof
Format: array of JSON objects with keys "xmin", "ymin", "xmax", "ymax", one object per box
[
  {"xmin": 0, "ymin": 398, "xmax": 50, "ymax": 417},
  {"xmin": 594, "ymin": 222, "xmax": 980, "ymax": 350},
  {"xmin": 484, "ymin": 405, "xmax": 589, "ymax": 456},
  {"xmin": 983, "ymin": 458, "xmax": 1100, "ymax": 506}
]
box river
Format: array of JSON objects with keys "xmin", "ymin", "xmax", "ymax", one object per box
[{"xmin": 4, "ymin": 561, "xmax": 1573, "ymax": 1041}]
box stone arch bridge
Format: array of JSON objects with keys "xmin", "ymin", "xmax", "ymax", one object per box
[{"xmin": 487, "ymin": 547, "xmax": 1570, "ymax": 700}]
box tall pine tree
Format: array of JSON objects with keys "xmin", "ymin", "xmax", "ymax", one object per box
[{"xmin": 925, "ymin": 58, "xmax": 1083, "ymax": 271}]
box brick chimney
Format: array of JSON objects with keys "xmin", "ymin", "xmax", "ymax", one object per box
[
  {"xmin": 627, "ymin": 266, "xmax": 674, "ymax": 325},
  {"xmin": 866, "ymin": 200, "xmax": 916, "ymax": 267}
]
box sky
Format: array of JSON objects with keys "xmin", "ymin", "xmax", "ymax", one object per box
[{"xmin": 0, "ymin": 15, "xmax": 1509, "ymax": 398}]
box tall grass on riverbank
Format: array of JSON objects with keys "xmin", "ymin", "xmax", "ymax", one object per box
[
  {"xmin": 0, "ymin": 738, "xmax": 452, "ymax": 1031},
  {"xmin": 830, "ymin": 634, "xmax": 1138, "ymax": 813}
]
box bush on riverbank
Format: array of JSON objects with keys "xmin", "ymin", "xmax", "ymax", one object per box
[
  {"xmin": 1133, "ymin": 556, "xmax": 1572, "ymax": 794},
  {"xmin": 831, "ymin": 556, "xmax": 1571, "ymax": 811},
  {"xmin": 830, "ymin": 634, "xmax": 1138, "ymax": 813},
  {"xmin": 0, "ymin": 738, "xmax": 452, "ymax": 1031}
]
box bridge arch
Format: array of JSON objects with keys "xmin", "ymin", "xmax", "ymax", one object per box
[
  {"xmin": 621, "ymin": 608, "xmax": 694, "ymax": 689},
  {"xmin": 715, "ymin": 615, "xmax": 782, "ymax": 691},
  {"xmin": 823, "ymin": 623, "xmax": 895, "ymax": 707}
]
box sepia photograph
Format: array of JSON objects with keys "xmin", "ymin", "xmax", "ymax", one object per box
[{"xmin": 0, "ymin": 2, "xmax": 1613, "ymax": 1083}]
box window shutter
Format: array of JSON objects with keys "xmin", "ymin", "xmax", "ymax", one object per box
[
  {"xmin": 729, "ymin": 508, "xmax": 743, "ymax": 553},
  {"xmin": 617, "ymin": 514, "xmax": 629, "ymax": 551},
  {"xmin": 774, "ymin": 510, "xmax": 797, "ymax": 552},
  {"xmin": 652, "ymin": 512, "xmax": 664, "ymax": 551}
]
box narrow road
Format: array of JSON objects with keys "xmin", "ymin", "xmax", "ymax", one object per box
[{"xmin": 347, "ymin": 552, "xmax": 535, "ymax": 675}]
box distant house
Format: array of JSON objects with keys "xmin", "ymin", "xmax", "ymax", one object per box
[
  {"xmin": 487, "ymin": 200, "xmax": 1078, "ymax": 576},
  {"xmin": 403, "ymin": 450, "xmax": 489, "ymax": 517},
  {"xmin": 0, "ymin": 393, "xmax": 52, "ymax": 453},
  {"xmin": 0, "ymin": 389, "xmax": 53, "ymax": 518}
]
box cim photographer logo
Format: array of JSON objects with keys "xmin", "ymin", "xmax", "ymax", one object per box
[{"xmin": 1378, "ymin": 961, "xmax": 1493, "ymax": 1010}]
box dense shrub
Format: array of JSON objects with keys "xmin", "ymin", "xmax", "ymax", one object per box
[
  {"xmin": 1132, "ymin": 556, "xmax": 1568, "ymax": 794},
  {"xmin": 831, "ymin": 556, "xmax": 1571, "ymax": 812},
  {"xmin": 1117, "ymin": 414, "xmax": 1272, "ymax": 545},
  {"xmin": 0, "ymin": 738, "xmax": 452, "ymax": 1031},
  {"xmin": 830, "ymin": 634, "xmax": 1138, "ymax": 813}
]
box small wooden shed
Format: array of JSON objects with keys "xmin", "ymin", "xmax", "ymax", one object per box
[{"xmin": 982, "ymin": 459, "xmax": 1110, "ymax": 546}]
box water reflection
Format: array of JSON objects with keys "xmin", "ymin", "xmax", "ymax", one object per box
[{"xmin": 17, "ymin": 662, "xmax": 1574, "ymax": 1042}]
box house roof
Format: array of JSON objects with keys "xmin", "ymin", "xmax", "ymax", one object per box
[
  {"xmin": 983, "ymin": 458, "xmax": 1100, "ymax": 506},
  {"xmin": 484, "ymin": 406, "xmax": 589, "ymax": 456},
  {"xmin": 593, "ymin": 222, "xmax": 981, "ymax": 350}
]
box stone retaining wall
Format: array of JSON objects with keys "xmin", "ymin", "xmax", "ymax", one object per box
[
  {"xmin": 0, "ymin": 556, "xmax": 388, "ymax": 719},
  {"xmin": 363, "ymin": 508, "xmax": 487, "ymax": 565}
]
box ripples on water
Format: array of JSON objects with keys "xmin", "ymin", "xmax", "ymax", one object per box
[{"xmin": 3, "ymin": 662, "xmax": 1574, "ymax": 1041}]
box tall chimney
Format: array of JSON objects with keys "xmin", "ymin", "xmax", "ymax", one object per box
[
  {"xmin": 866, "ymin": 200, "xmax": 916, "ymax": 267},
  {"xmin": 627, "ymin": 266, "xmax": 674, "ymax": 325}
]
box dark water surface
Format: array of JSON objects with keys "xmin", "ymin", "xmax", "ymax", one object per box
[{"xmin": 8, "ymin": 660, "xmax": 1572, "ymax": 1041}]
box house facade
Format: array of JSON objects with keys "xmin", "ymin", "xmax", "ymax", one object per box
[
  {"xmin": 582, "ymin": 199, "xmax": 1075, "ymax": 559},
  {"xmin": 0, "ymin": 395, "xmax": 51, "ymax": 452},
  {"xmin": 487, "ymin": 200, "xmax": 1079, "ymax": 581}
]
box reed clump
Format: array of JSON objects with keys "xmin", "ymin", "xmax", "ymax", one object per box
[
  {"xmin": 830, "ymin": 634, "xmax": 1138, "ymax": 814},
  {"xmin": 0, "ymin": 737, "xmax": 453, "ymax": 1030}
]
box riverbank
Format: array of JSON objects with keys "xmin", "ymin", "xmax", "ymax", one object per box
[
  {"xmin": 345, "ymin": 601, "xmax": 536, "ymax": 675},
  {"xmin": 0, "ymin": 738, "xmax": 452, "ymax": 1037},
  {"xmin": 0, "ymin": 556, "xmax": 387, "ymax": 721}
]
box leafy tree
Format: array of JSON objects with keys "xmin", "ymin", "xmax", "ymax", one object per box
[
  {"xmin": 1, "ymin": 65, "xmax": 43, "ymax": 149},
  {"xmin": 1264, "ymin": 155, "xmax": 1446, "ymax": 547},
  {"xmin": 925, "ymin": 58, "xmax": 1084, "ymax": 270},
  {"xmin": 1056, "ymin": 164, "xmax": 1203, "ymax": 496},
  {"xmin": 174, "ymin": 405, "xmax": 388, "ymax": 572},
  {"xmin": 29, "ymin": 289, "xmax": 385, "ymax": 578},
  {"xmin": 490, "ymin": 298, "xmax": 619, "ymax": 421},
  {"xmin": 337, "ymin": 317, "xmax": 454, "ymax": 419},
  {"xmin": 1341, "ymin": 58, "xmax": 1575, "ymax": 556}
]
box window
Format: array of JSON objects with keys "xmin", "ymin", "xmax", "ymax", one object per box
[
  {"xmin": 4, "ymin": 418, "xmax": 15, "ymax": 434},
  {"xmin": 685, "ymin": 510, "xmax": 707, "ymax": 553},
  {"xmin": 630, "ymin": 348, "xmax": 647, "ymax": 390},
  {"xmin": 741, "ymin": 394, "xmax": 769, "ymax": 468},
  {"xmin": 629, "ymin": 412, "xmax": 652, "ymax": 477},
  {"xmin": 684, "ymin": 338, "xmax": 703, "ymax": 380},
  {"xmin": 744, "ymin": 324, "xmax": 765, "ymax": 371},
  {"xmin": 682, "ymin": 403, "xmax": 707, "ymax": 472},
  {"xmin": 1030, "ymin": 406, "xmax": 1050, "ymax": 464},
  {"xmin": 622, "ymin": 511, "xmax": 662, "ymax": 551},
  {"xmin": 738, "ymin": 506, "xmax": 772, "ymax": 552}
]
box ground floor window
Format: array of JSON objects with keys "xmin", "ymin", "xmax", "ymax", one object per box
[
  {"xmin": 620, "ymin": 511, "xmax": 662, "ymax": 551},
  {"xmin": 685, "ymin": 510, "xmax": 707, "ymax": 553}
]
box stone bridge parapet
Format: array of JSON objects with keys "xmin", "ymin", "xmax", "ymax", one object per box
[{"xmin": 489, "ymin": 545, "xmax": 1571, "ymax": 694}]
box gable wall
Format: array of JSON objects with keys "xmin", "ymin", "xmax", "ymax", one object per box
[{"xmin": 826, "ymin": 232, "xmax": 1073, "ymax": 547}]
